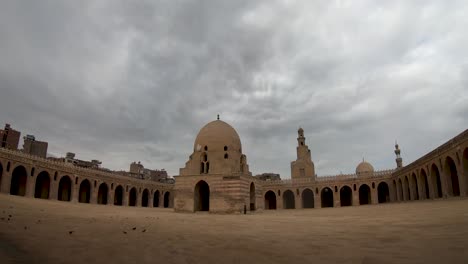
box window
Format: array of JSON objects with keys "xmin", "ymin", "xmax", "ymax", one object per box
[
  {"xmin": 224, "ymin": 153, "xmax": 228, "ymax": 159},
  {"xmin": 224, "ymin": 146, "xmax": 228, "ymax": 151},
  {"xmin": 300, "ymin": 168, "xmax": 305, "ymax": 177},
  {"xmin": 204, "ymin": 146, "xmax": 208, "ymax": 151}
]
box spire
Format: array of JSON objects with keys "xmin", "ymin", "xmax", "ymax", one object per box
[{"xmin": 394, "ymin": 141, "xmax": 403, "ymax": 168}]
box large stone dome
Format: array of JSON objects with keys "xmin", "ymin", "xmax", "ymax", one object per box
[
  {"xmin": 356, "ymin": 160, "xmax": 374, "ymax": 176},
  {"xmin": 193, "ymin": 120, "xmax": 242, "ymax": 153}
]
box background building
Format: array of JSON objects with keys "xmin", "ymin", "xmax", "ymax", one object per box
[
  {"xmin": 0, "ymin": 124, "xmax": 20, "ymax": 150},
  {"xmin": 22, "ymin": 135, "xmax": 48, "ymax": 158}
]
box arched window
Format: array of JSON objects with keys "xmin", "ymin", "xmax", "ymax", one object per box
[{"xmin": 224, "ymin": 153, "xmax": 228, "ymax": 159}]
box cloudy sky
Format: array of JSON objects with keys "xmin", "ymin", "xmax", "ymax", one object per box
[{"xmin": 0, "ymin": 1, "xmax": 467, "ymax": 178}]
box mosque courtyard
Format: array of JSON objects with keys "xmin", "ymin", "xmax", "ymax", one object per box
[{"xmin": 0, "ymin": 194, "xmax": 467, "ymax": 264}]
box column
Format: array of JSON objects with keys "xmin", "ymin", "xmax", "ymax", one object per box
[{"xmin": 1, "ymin": 170, "xmax": 12, "ymax": 194}]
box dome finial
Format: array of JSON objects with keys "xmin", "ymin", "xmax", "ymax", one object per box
[{"xmin": 217, "ymin": 114, "xmax": 220, "ymax": 120}]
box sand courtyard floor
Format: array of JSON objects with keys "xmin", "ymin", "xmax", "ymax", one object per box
[{"xmin": 0, "ymin": 194, "xmax": 467, "ymax": 264}]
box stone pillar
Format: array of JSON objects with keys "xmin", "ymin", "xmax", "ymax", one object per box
[
  {"xmin": 148, "ymin": 193, "xmax": 153, "ymax": 208},
  {"xmin": 108, "ymin": 187, "xmax": 114, "ymax": 206},
  {"xmin": 352, "ymin": 190, "xmax": 359, "ymax": 206},
  {"xmin": 0, "ymin": 170, "xmax": 12, "ymax": 194},
  {"xmin": 49, "ymin": 179, "xmax": 58, "ymax": 201},
  {"xmin": 71, "ymin": 179, "xmax": 79, "ymax": 203},
  {"xmin": 427, "ymin": 170, "xmax": 435, "ymax": 199},
  {"xmin": 277, "ymin": 192, "xmax": 283, "ymax": 209},
  {"xmin": 389, "ymin": 182, "xmax": 397, "ymax": 202},
  {"xmin": 334, "ymin": 189, "xmax": 341, "ymax": 207},
  {"xmin": 136, "ymin": 190, "xmax": 141, "ymax": 207},
  {"xmin": 295, "ymin": 193, "xmax": 301, "ymax": 209},
  {"xmin": 90, "ymin": 185, "xmax": 98, "ymax": 204},
  {"xmin": 371, "ymin": 186, "xmax": 378, "ymax": 205},
  {"xmin": 314, "ymin": 192, "xmax": 321, "ymax": 208},
  {"xmin": 457, "ymin": 164, "xmax": 466, "ymax": 197},
  {"xmin": 123, "ymin": 187, "xmax": 129, "ymax": 206},
  {"xmin": 440, "ymin": 163, "xmax": 450, "ymax": 198},
  {"xmin": 25, "ymin": 173, "xmax": 35, "ymax": 198}
]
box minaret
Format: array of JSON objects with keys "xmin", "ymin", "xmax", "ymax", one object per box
[
  {"xmin": 291, "ymin": 127, "xmax": 315, "ymax": 179},
  {"xmin": 395, "ymin": 141, "xmax": 403, "ymax": 168}
]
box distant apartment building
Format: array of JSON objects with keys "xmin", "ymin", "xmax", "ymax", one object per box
[
  {"xmin": 22, "ymin": 134, "xmax": 48, "ymax": 158},
  {"xmin": 0, "ymin": 123, "xmax": 21, "ymax": 150},
  {"xmin": 254, "ymin": 173, "xmax": 281, "ymax": 181},
  {"xmin": 48, "ymin": 152, "xmax": 102, "ymax": 169},
  {"xmin": 129, "ymin": 161, "xmax": 169, "ymax": 182}
]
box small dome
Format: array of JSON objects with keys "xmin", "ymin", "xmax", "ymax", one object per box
[
  {"xmin": 356, "ymin": 160, "xmax": 374, "ymax": 176},
  {"xmin": 193, "ymin": 120, "xmax": 242, "ymax": 152}
]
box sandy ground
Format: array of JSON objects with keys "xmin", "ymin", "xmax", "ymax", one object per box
[{"xmin": 1, "ymin": 194, "xmax": 468, "ymax": 264}]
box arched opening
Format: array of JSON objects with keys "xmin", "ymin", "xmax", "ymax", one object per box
[
  {"xmin": 264, "ymin": 191, "xmax": 277, "ymax": 210},
  {"xmin": 321, "ymin": 187, "xmax": 334, "ymax": 208},
  {"xmin": 359, "ymin": 184, "xmax": 371, "ymax": 205},
  {"xmin": 282, "ymin": 190, "xmax": 295, "ymax": 209},
  {"xmin": 78, "ymin": 179, "xmax": 91, "ymax": 203},
  {"xmin": 249, "ymin": 182, "xmax": 256, "ymax": 211},
  {"xmin": 420, "ymin": 169, "xmax": 430, "ymax": 199},
  {"xmin": 398, "ymin": 179, "xmax": 403, "ymax": 201},
  {"xmin": 194, "ymin": 180, "xmax": 210, "ymax": 212},
  {"xmin": 464, "ymin": 148, "xmax": 468, "ymax": 195},
  {"xmin": 163, "ymin": 192, "xmax": 170, "ymax": 208},
  {"xmin": 377, "ymin": 182, "xmax": 390, "ymax": 203},
  {"xmin": 411, "ymin": 173, "xmax": 419, "ymax": 200},
  {"xmin": 129, "ymin": 188, "xmax": 137, "ymax": 206},
  {"xmin": 97, "ymin": 183, "xmax": 108, "ymax": 205},
  {"xmin": 58, "ymin": 176, "xmax": 72, "ymax": 201},
  {"xmin": 404, "ymin": 176, "xmax": 411, "ymax": 201},
  {"xmin": 114, "ymin": 185, "xmax": 123, "ymax": 206},
  {"xmin": 153, "ymin": 190, "xmax": 160, "ymax": 207},
  {"xmin": 34, "ymin": 171, "xmax": 50, "ymax": 199},
  {"xmin": 340, "ymin": 186, "xmax": 352, "ymax": 206},
  {"xmin": 142, "ymin": 189, "xmax": 149, "ymax": 207},
  {"xmin": 431, "ymin": 164, "xmax": 443, "ymax": 198},
  {"xmin": 10, "ymin": 166, "xmax": 27, "ymax": 196},
  {"xmin": 301, "ymin": 188, "xmax": 314, "ymax": 208},
  {"xmin": 444, "ymin": 156, "xmax": 460, "ymax": 197}
]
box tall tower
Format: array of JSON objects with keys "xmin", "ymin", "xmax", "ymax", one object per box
[
  {"xmin": 395, "ymin": 141, "xmax": 403, "ymax": 168},
  {"xmin": 291, "ymin": 128, "xmax": 315, "ymax": 179}
]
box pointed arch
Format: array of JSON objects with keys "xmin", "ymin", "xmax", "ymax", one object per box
[
  {"xmin": 128, "ymin": 187, "xmax": 137, "ymax": 206},
  {"xmin": 10, "ymin": 165, "xmax": 27, "ymax": 196},
  {"xmin": 301, "ymin": 188, "xmax": 314, "ymax": 208},
  {"xmin": 194, "ymin": 180, "xmax": 210, "ymax": 212},
  {"xmin": 321, "ymin": 187, "xmax": 334, "ymax": 208},
  {"xmin": 282, "ymin": 190, "xmax": 295, "ymax": 209},
  {"xmin": 339, "ymin": 186, "xmax": 352, "ymax": 206},
  {"xmin": 58, "ymin": 176, "xmax": 72, "ymax": 201},
  {"xmin": 114, "ymin": 185, "xmax": 124, "ymax": 206},
  {"xmin": 377, "ymin": 182, "xmax": 389, "ymax": 203},
  {"xmin": 359, "ymin": 184, "xmax": 371, "ymax": 205},
  {"xmin": 78, "ymin": 179, "xmax": 91, "ymax": 203},
  {"xmin": 444, "ymin": 156, "xmax": 460, "ymax": 196},
  {"xmin": 264, "ymin": 190, "xmax": 277, "ymax": 210},
  {"xmin": 431, "ymin": 164, "xmax": 443, "ymax": 198},
  {"xmin": 153, "ymin": 190, "xmax": 160, "ymax": 207},
  {"xmin": 141, "ymin": 189, "xmax": 149, "ymax": 207},
  {"xmin": 34, "ymin": 171, "xmax": 50, "ymax": 199},
  {"xmin": 163, "ymin": 192, "xmax": 170, "ymax": 208},
  {"xmin": 97, "ymin": 183, "xmax": 108, "ymax": 205}
]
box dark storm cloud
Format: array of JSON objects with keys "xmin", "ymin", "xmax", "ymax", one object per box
[{"xmin": 1, "ymin": 1, "xmax": 467, "ymax": 177}]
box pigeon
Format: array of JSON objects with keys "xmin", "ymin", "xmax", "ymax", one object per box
[
  {"xmin": 142, "ymin": 229, "xmax": 146, "ymax": 233},
  {"xmin": 132, "ymin": 227, "xmax": 136, "ymax": 230},
  {"xmin": 24, "ymin": 226, "xmax": 28, "ymax": 230},
  {"xmin": 123, "ymin": 231, "xmax": 127, "ymax": 234},
  {"xmin": 69, "ymin": 231, "xmax": 74, "ymax": 235}
]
